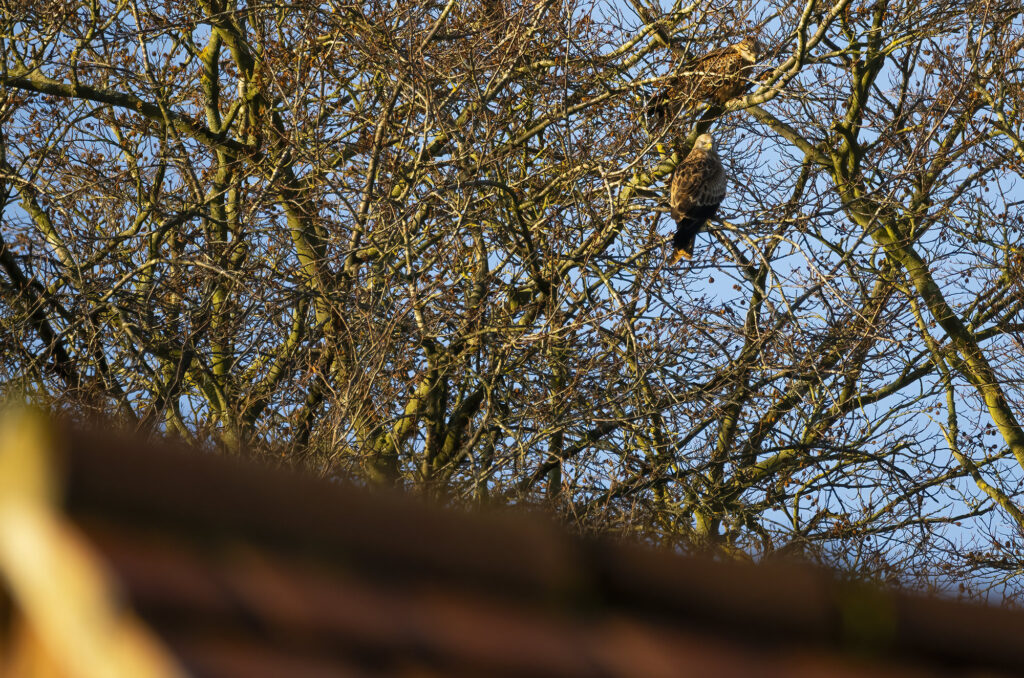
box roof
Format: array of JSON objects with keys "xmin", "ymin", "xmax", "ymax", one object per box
[{"xmin": 2, "ymin": 414, "xmax": 1023, "ymax": 677}]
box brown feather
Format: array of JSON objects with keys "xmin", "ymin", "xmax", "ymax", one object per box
[{"xmin": 646, "ymin": 38, "xmax": 761, "ymax": 127}]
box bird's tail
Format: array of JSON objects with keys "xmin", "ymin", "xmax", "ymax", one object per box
[
  {"xmin": 644, "ymin": 90, "xmax": 672, "ymax": 130},
  {"xmin": 669, "ymin": 222, "xmax": 698, "ymax": 264}
]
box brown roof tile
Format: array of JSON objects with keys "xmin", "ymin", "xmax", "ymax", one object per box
[{"xmin": 3, "ymin": 421, "xmax": 1023, "ymax": 678}]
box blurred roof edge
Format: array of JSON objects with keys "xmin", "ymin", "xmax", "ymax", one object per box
[{"xmin": 3, "ymin": 414, "xmax": 1023, "ymax": 678}]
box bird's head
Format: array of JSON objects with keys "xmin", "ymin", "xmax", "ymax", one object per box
[
  {"xmin": 735, "ymin": 37, "xmax": 762, "ymax": 63},
  {"xmin": 693, "ymin": 134, "xmax": 714, "ymax": 152}
]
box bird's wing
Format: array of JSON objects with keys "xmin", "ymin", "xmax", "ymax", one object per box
[
  {"xmin": 678, "ymin": 44, "xmax": 734, "ymax": 75},
  {"xmin": 669, "ymin": 159, "xmax": 701, "ymax": 217},
  {"xmin": 698, "ymin": 158, "xmax": 727, "ymax": 205},
  {"xmin": 671, "ymin": 155, "xmax": 722, "ymax": 208}
]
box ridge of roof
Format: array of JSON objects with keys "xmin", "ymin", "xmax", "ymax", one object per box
[{"xmin": 52, "ymin": 424, "xmax": 1024, "ymax": 676}]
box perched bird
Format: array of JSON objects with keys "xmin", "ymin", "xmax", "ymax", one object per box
[
  {"xmin": 646, "ymin": 38, "xmax": 762, "ymax": 128},
  {"xmin": 668, "ymin": 134, "xmax": 726, "ymax": 264}
]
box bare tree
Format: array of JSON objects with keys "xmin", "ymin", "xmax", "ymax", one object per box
[{"xmin": 2, "ymin": 0, "xmax": 1023, "ymax": 598}]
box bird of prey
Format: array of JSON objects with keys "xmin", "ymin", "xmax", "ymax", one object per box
[
  {"xmin": 646, "ymin": 38, "xmax": 762, "ymax": 128},
  {"xmin": 668, "ymin": 134, "xmax": 726, "ymax": 264}
]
